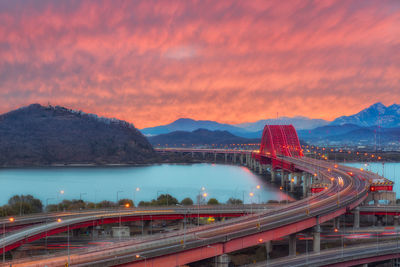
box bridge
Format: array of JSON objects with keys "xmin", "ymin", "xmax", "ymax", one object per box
[{"xmin": 0, "ymin": 124, "xmax": 395, "ymax": 266}]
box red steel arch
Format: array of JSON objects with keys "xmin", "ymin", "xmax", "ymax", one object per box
[{"xmin": 259, "ymin": 125, "xmax": 303, "ymax": 158}]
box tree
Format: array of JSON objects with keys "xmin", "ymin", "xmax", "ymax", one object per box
[
  {"xmin": 96, "ymin": 200, "xmax": 116, "ymax": 209},
  {"xmin": 86, "ymin": 202, "xmax": 96, "ymax": 209},
  {"xmin": 138, "ymin": 201, "xmax": 152, "ymax": 207},
  {"xmin": 118, "ymin": 198, "xmax": 134, "ymax": 208},
  {"xmin": 180, "ymin": 197, "xmax": 193, "ymax": 206},
  {"xmin": 156, "ymin": 194, "xmax": 178, "ymax": 206},
  {"xmin": 46, "ymin": 204, "xmax": 58, "ymax": 212},
  {"xmin": 8, "ymin": 195, "xmax": 43, "ymax": 215},
  {"xmin": 226, "ymin": 198, "xmax": 243, "ymax": 205},
  {"xmin": 207, "ymin": 198, "xmax": 219, "ymax": 205}
]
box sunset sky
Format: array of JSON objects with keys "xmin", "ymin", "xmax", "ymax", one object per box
[{"xmin": 0, "ymin": 0, "xmax": 399, "ymax": 128}]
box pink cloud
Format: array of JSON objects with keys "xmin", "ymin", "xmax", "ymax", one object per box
[{"xmin": 0, "ymin": 0, "xmax": 399, "ymax": 128}]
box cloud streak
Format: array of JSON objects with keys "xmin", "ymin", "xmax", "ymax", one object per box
[{"xmin": 0, "ymin": 0, "xmax": 399, "ymax": 127}]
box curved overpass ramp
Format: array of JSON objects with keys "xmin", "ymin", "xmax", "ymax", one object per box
[{"xmin": 1, "ymin": 157, "xmax": 369, "ymax": 267}]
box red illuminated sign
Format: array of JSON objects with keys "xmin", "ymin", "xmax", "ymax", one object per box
[
  {"xmin": 311, "ymin": 188, "xmax": 325, "ymax": 193},
  {"xmin": 370, "ymin": 185, "xmax": 393, "ymax": 191}
]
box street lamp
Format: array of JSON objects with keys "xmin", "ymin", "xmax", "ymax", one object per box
[
  {"xmin": 46, "ymin": 198, "xmax": 55, "ymax": 212},
  {"xmin": 133, "ymin": 187, "xmax": 140, "ymax": 207},
  {"xmin": 57, "ymin": 190, "xmax": 65, "ymax": 211},
  {"xmin": 197, "ymin": 187, "xmax": 207, "ymax": 226},
  {"xmin": 249, "ymin": 192, "xmax": 254, "ymax": 213},
  {"xmin": 176, "ymin": 204, "xmax": 188, "ymax": 247},
  {"xmin": 135, "ymin": 254, "xmax": 147, "ymax": 267},
  {"xmin": 116, "ymin": 190, "xmax": 123, "ymax": 240},
  {"xmin": 3, "ymin": 217, "xmax": 14, "ymax": 263}
]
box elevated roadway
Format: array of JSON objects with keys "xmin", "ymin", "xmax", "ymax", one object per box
[
  {"xmin": 250, "ymin": 240, "xmax": 400, "ymax": 267},
  {"xmin": 1, "ymin": 156, "xmax": 369, "ymax": 266},
  {"xmin": 0, "ymin": 205, "xmax": 271, "ymax": 255},
  {"xmin": 2, "ymin": 124, "xmax": 394, "ymax": 266}
]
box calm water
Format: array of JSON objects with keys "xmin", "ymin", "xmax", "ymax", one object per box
[
  {"xmin": 345, "ymin": 162, "xmax": 400, "ymax": 194},
  {"xmin": 0, "ymin": 164, "xmax": 291, "ymax": 206}
]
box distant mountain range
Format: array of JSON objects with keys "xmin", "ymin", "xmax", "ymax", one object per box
[
  {"xmin": 298, "ymin": 124, "xmax": 400, "ymax": 147},
  {"xmin": 142, "ymin": 102, "xmax": 400, "ymax": 148},
  {"xmin": 141, "ymin": 118, "xmax": 250, "ymax": 137},
  {"xmin": 148, "ymin": 129, "xmax": 260, "ymax": 146}
]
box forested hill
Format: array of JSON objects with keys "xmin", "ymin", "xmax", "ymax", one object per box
[{"xmin": 0, "ymin": 104, "xmax": 155, "ymax": 166}]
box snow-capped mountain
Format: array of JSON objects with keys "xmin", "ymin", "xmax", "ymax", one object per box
[{"xmin": 330, "ymin": 102, "xmax": 400, "ymax": 128}]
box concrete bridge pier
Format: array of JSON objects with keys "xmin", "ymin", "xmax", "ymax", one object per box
[
  {"xmin": 302, "ymin": 174, "xmax": 310, "ymax": 197},
  {"xmin": 281, "ymin": 170, "xmax": 285, "ymax": 188},
  {"xmin": 245, "ymin": 154, "xmax": 250, "ymax": 166},
  {"xmin": 313, "ymin": 219, "xmax": 321, "ymax": 253},
  {"xmin": 265, "ymin": 240, "xmax": 272, "ymax": 257},
  {"xmin": 394, "ymin": 216, "xmax": 399, "ymax": 226},
  {"xmin": 214, "ymin": 153, "xmax": 217, "ymax": 162},
  {"xmin": 259, "ymin": 163, "xmax": 263, "ymax": 175},
  {"xmin": 224, "ymin": 153, "xmax": 228, "ymax": 163},
  {"xmin": 353, "ymin": 207, "xmax": 360, "ymax": 229},
  {"xmin": 271, "ymin": 169, "xmax": 276, "ymax": 183},
  {"xmin": 296, "ymin": 173, "xmax": 302, "ymax": 186},
  {"xmin": 202, "ymin": 152, "xmax": 206, "ymax": 159},
  {"xmin": 334, "ymin": 217, "xmax": 340, "ymax": 230},
  {"xmin": 233, "ymin": 153, "xmax": 237, "ymax": 164},
  {"xmin": 290, "ymin": 173, "xmax": 295, "ymax": 192},
  {"xmin": 215, "ymin": 253, "xmax": 230, "ymax": 267},
  {"xmin": 289, "ymin": 233, "xmax": 297, "ymax": 256},
  {"xmin": 240, "ymin": 154, "xmax": 244, "ymax": 165}
]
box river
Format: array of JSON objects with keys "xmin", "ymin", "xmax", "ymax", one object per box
[{"xmin": 0, "ymin": 163, "xmax": 291, "ymax": 206}]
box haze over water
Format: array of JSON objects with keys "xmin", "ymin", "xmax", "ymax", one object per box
[{"xmin": 0, "ymin": 164, "xmax": 291, "ymax": 206}]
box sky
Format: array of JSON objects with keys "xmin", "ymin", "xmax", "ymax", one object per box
[{"xmin": 0, "ymin": 0, "xmax": 399, "ymax": 128}]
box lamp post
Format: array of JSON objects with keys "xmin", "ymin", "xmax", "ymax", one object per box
[
  {"xmin": 135, "ymin": 254, "xmax": 147, "ymax": 267},
  {"xmin": 58, "ymin": 190, "xmax": 65, "ymax": 211},
  {"xmin": 197, "ymin": 187, "xmax": 206, "ymax": 226},
  {"xmin": 79, "ymin": 192, "xmax": 86, "ymax": 201},
  {"xmin": 249, "ymin": 192, "xmax": 254, "ymax": 213},
  {"xmin": 79, "ymin": 192, "xmax": 87, "ymax": 211},
  {"xmin": 133, "ymin": 187, "xmax": 140, "ymax": 207},
  {"xmin": 176, "ymin": 204, "xmax": 187, "ymax": 247},
  {"xmin": 46, "ymin": 197, "xmax": 55, "ymax": 212},
  {"xmin": 3, "ymin": 217, "xmax": 14, "ymax": 263},
  {"xmin": 116, "ymin": 191, "xmax": 123, "ymax": 240}
]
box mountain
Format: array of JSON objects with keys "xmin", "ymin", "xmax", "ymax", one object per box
[
  {"xmin": 299, "ymin": 123, "xmax": 400, "ymax": 147},
  {"xmin": 141, "ymin": 118, "xmax": 248, "ymax": 136},
  {"xmin": 298, "ymin": 124, "xmax": 363, "ymax": 141},
  {"xmin": 331, "ymin": 102, "xmax": 400, "ymax": 128},
  {"xmin": 236, "ymin": 116, "xmax": 329, "ymax": 132},
  {"xmin": 148, "ymin": 129, "xmax": 260, "ymax": 147},
  {"xmin": 0, "ymin": 104, "xmax": 155, "ymax": 166}
]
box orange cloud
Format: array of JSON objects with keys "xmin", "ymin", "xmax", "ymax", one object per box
[{"xmin": 0, "ymin": 0, "xmax": 399, "ymax": 128}]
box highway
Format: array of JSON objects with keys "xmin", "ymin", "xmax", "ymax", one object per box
[
  {"xmin": 0, "ymin": 156, "xmax": 370, "ymax": 266},
  {"xmin": 249, "ymin": 240, "xmax": 400, "ymax": 267}
]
